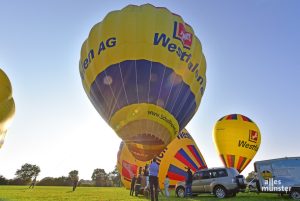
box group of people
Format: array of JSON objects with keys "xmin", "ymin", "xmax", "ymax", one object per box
[
  {"xmin": 130, "ymin": 160, "xmax": 194, "ymax": 200},
  {"xmin": 130, "ymin": 158, "xmax": 170, "ymax": 201}
]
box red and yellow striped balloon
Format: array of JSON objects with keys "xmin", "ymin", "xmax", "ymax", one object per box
[
  {"xmin": 213, "ymin": 114, "xmax": 261, "ymax": 172},
  {"xmin": 117, "ymin": 129, "xmax": 207, "ymax": 189}
]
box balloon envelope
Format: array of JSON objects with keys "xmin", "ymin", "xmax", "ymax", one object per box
[
  {"xmin": 0, "ymin": 68, "xmax": 15, "ymax": 149},
  {"xmin": 80, "ymin": 4, "xmax": 207, "ymax": 161},
  {"xmin": 213, "ymin": 114, "xmax": 261, "ymax": 172},
  {"xmin": 0, "ymin": 68, "xmax": 12, "ymax": 102},
  {"xmin": 117, "ymin": 129, "xmax": 207, "ymax": 189}
]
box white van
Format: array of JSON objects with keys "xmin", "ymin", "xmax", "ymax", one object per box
[{"xmin": 254, "ymin": 157, "xmax": 300, "ymax": 200}]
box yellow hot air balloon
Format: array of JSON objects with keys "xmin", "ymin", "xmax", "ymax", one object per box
[
  {"xmin": 213, "ymin": 114, "xmax": 261, "ymax": 172},
  {"xmin": 80, "ymin": 4, "xmax": 207, "ymax": 161},
  {"xmin": 117, "ymin": 129, "xmax": 207, "ymax": 189},
  {"xmin": 0, "ymin": 68, "xmax": 16, "ymax": 149}
]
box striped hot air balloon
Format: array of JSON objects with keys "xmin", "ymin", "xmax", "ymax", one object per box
[
  {"xmin": 80, "ymin": 4, "xmax": 206, "ymax": 161},
  {"xmin": 213, "ymin": 114, "xmax": 261, "ymax": 172},
  {"xmin": 117, "ymin": 129, "xmax": 207, "ymax": 189}
]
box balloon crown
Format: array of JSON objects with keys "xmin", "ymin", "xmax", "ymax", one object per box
[{"xmin": 218, "ymin": 114, "xmax": 253, "ymax": 123}]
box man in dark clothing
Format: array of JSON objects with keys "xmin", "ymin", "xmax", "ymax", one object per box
[
  {"xmin": 135, "ymin": 174, "xmax": 142, "ymax": 196},
  {"xmin": 72, "ymin": 175, "xmax": 79, "ymax": 192},
  {"xmin": 149, "ymin": 158, "xmax": 159, "ymax": 201},
  {"xmin": 130, "ymin": 175, "xmax": 136, "ymax": 196},
  {"xmin": 144, "ymin": 164, "xmax": 149, "ymax": 188},
  {"xmin": 138, "ymin": 167, "xmax": 143, "ymax": 175},
  {"xmin": 185, "ymin": 167, "xmax": 193, "ymax": 197},
  {"xmin": 29, "ymin": 176, "xmax": 37, "ymax": 189}
]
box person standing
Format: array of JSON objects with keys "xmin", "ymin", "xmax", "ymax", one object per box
[
  {"xmin": 72, "ymin": 175, "xmax": 79, "ymax": 192},
  {"xmin": 135, "ymin": 174, "xmax": 142, "ymax": 196},
  {"xmin": 68, "ymin": 170, "xmax": 79, "ymax": 192},
  {"xmin": 164, "ymin": 175, "xmax": 170, "ymax": 198},
  {"xmin": 149, "ymin": 158, "xmax": 159, "ymax": 201},
  {"xmin": 185, "ymin": 167, "xmax": 193, "ymax": 197},
  {"xmin": 144, "ymin": 164, "xmax": 149, "ymax": 188},
  {"xmin": 29, "ymin": 176, "xmax": 37, "ymax": 189},
  {"xmin": 130, "ymin": 175, "xmax": 136, "ymax": 196}
]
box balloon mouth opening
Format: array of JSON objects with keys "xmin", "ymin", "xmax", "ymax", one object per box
[
  {"xmin": 129, "ymin": 134, "xmax": 165, "ymax": 145},
  {"xmin": 126, "ymin": 134, "xmax": 166, "ymax": 161},
  {"xmin": 114, "ymin": 116, "xmax": 175, "ymax": 161}
]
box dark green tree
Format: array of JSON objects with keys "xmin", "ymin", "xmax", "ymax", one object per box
[
  {"xmin": 92, "ymin": 168, "xmax": 107, "ymax": 187},
  {"xmin": 15, "ymin": 163, "xmax": 40, "ymax": 184},
  {"xmin": 246, "ymin": 171, "xmax": 257, "ymax": 182},
  {"xmin": 68, "ymin": 170, "xmax": 79, "ymax": 181},
  {"xmin": 109, "ymin": 166, "xmax": 121, "ymax": 187},
  {"xmin": 0, "ymin": 175, "xmax": 8, "ymax": 185},
  {"xmin": 68, "ymin": 170, "xmax": 79, "ymax": 191},
  {"xmin": 37, "ymin": 176, "xmax": 71, "ymax": 186}
]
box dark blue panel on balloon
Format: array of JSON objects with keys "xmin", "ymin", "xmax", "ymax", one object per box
[
  {"xmin": 89, "ymin": 60, "xmax": 197, "ymax": 131},
  {"xmin": 136, "ymin": 60, "xmax": 151, "ymax": 103},
  {"xmin": 148, "ymin": 61, "xmax": 166, "ymax": 103}
]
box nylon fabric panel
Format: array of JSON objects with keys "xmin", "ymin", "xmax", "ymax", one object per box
[
  {"xmin": 213, "ymin": 114, "xmax": 261, "ymax": 173},
  {"xmin": 90, "ymin": 60, "xmax": 197, "ymax": 131},
  {"xmin": 80, "ymin": 4, "xmax": 206, "ymax": 161},
  {"xmin": 117, "ymin": 129, "xmax": 207, "ymax": 189}
]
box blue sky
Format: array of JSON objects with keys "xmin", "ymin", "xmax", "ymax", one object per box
[{"xmin": 0, "ymin": 0, "xmax": 299, "ymax": 180}]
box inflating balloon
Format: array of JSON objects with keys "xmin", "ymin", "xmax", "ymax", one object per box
[
  {"xmin": 213, "ymin": 114, "xmax": 261, "ymax": 172},
  {"xmin": 80, "ymin": 4, "xmax": 207, "ymax": 161},
  {"xmin": 117, "ymin": 129, "xmax": 207, "ymax": 189},
  {"xmin": 0, "ymin": 68, "xmax": 15, "ymax": 149}
]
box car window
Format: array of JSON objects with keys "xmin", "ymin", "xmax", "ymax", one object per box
[
  {"xmin": 198, "ymin": 171, "xmax": 210, "ymax": 179},
  {"xmin": 229, "ymin": 168, "xmax": 239, "ymax": 176},
  {"xmin": 217, "ymin": 169, "xmax": 228, "ymax": 177},
  {"xmin": 193, "ymin": 172, "xmax": 201, "ymax": 180},
  {"xmin": 210, "ymin": 170, "xmax": 218, "ymax": 178}
]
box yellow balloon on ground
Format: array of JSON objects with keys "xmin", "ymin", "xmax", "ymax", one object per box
[
  {"xmin": 0, "ymin": 68, "xmax": 16, "ymax": 149},
  {"xmin": 80, "ymin": 4, "xmax": 207, "ymax": 161},
  {"xmin": 213, "ymin": 114, "xmax": 261, "ymax": 173},
  {"xmin": 117, "ymin": 129, "xmax": 207, "ymax": 189}
]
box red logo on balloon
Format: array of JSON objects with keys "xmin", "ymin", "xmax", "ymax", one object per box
[
  {"xmin": 173, "ymin": 22, "xmax": 193, "ymax": 49},
  {"xmin": 249, "ymin": 130, "xmax": 258, "ymax": 143},
  {"xmin": 122, "ymin": 160, "xmax": 138, "ymax": 182}
]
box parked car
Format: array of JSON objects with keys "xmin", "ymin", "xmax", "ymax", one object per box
[
  {"xmin": 175, "ymin": 167, "xmax": 246, "ymax": 198},
  {"xmin": 254, "ymin": 157, "xmax": 300, "ymax": 200}
]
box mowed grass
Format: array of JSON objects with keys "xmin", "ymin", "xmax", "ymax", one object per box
[{"xmin": 0, "ymin": 186, "xmax": 293, "ymax": 201}]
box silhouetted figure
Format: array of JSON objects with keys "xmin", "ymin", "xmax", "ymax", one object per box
[
  {"xmin": 164, "ymin": 175, "xmax": 170, "ymax": 197},
  {"xmin": 185, "ymin": 167, "xmax": 193, "ymax": 197},
  {"xmin": 130, "ymin": 175, "xmax": 136, "ymax": 196},
  {"xmin": 149, "ymin": 158, "xmax": 159, "ymax": 201},
  {"xmin": 135, "ymin": 174, "xmax": 142, "ymax": 196},
  {"xmin": 72, "ymin": 175, "xmax": 79, "ymax": 191},
  {"xmin": 138, "ymin": 167, "xmax": 143, "ymax": 175},
  {"xmin": 144, "ymin": 164, "xmax": 149, "ymax": 188},
  {"xmin": 29, "ymin": 176, "xmax": 37, "ymax": 189}
]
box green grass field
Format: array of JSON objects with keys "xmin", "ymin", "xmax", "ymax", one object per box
[{"xmin": 0, "ymin": 186, "xmax": 292, "ymax": 201}]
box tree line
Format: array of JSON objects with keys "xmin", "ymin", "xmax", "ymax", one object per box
[{"xmin": 0, "ymin": 163, "xmax": 121, "ymax": 187}]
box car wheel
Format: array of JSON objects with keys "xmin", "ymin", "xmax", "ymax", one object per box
[
  {"xmin": 214, "ymin": 186, "xmax": 227, "ymax": 199},
  {"xmin": 290, "ymin": 189, "xmax": 300, "ymax": 200},
  {"xmin": 176, "ymin": 187, "xmax": 185, "ymax": 198}
]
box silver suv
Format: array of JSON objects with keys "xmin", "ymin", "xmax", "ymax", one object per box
[{"xmin": 175, "ymin": 167, "xmax": 246, "ymax": 198}]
